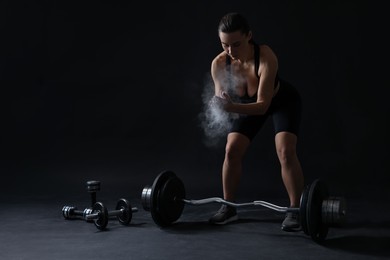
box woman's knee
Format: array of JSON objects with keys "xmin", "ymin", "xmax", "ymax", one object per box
[
  {"xmin": 276, "ymin": 145, "xmax": 297, "ymax": 165},
  {"xmin": 225, "ymin": 143, "xmax": 242, "ymax": 161},
  {"xmin": 225, "ymin": 134, "xmax": 249, "ymax": 162},
  {"xmin": 275, "ymin": 132, "xmax": 298, "ymax": 165}
]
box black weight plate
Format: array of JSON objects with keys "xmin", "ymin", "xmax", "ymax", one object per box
[
  {"xmin": 86, "ymin": 180, "xmax": 101, "ymax": 192},
  {"xmin": 150, "ymin": 170, "xmax": 182, "ymax": 227},
  {"xmin": 158, "ymin": 174, "xmax": 185, "ymax": 225},
  {"xmin": 299, "ymin": 183, "xmax": 310, "ymax": 235},
  {"xmin": 306, "ymin": 179, "xmax": 329, "ymax": 242},
  {"xmin": 92, "ymin": 202, "xmax": 108, "ymax": 230},
  {"xmin": 323, "ymin": 197, "xmax": 347, "ymax": 226},
  {"xmin": 116, "ymin": 198, "xmax": 132, "ymax": 225},
  {"xmin": 333, "ymin": 197, "xmax": 347, "ymax": 225}
]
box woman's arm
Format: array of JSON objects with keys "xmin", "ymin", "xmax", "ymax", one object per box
[
  {"xmin": 211, "ymin": 54, "xmax": 227, "ymax": 96},
  {"xmin": 216, "ymin": 45, "xmax": 279, "ymax": 115}
]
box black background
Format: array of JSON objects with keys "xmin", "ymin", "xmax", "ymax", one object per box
[{"xmin": 1, "ymin": 0, "xmax": 389, "ymax": 204}]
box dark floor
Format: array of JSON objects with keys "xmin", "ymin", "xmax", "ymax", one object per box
[{"xmin": 1, "ymin": 192, "xmax": 389, "ymax": 260}]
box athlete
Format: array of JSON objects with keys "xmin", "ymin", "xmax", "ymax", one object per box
[{"xmin": 208, "ymin": 12, "xmax": 304, "ymax": 231}]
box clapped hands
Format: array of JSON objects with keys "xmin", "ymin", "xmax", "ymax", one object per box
[{"xmin": 209, "ymin": 91, "xmax": 233, "ymax": 112}]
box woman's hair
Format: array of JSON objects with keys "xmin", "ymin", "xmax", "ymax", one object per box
[{"xmin": 218, "ymin": 12, "xmax": 251, "ymax": 35}]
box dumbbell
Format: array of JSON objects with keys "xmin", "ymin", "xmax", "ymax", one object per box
[
  {"xmin": 62, "ymin": 201, "xmax": 108, "ymax": 230},
  {"xmin": 84, "ymin": 198, "xmax": 138, "ymax": 230},
  {"xmin": 141, "ymin": 170, "xmax": 347, "ymax": 243},
  {"xmin": 63, "ymin": 199, "xmax": 137, "ymax": 230},
  {"xmin": 62, "ymin": 180, "xmax": 101, "ymax": 223},
  {"xmin": 62, "ymin": 180, "xmax": 138, "ymax": 230}
]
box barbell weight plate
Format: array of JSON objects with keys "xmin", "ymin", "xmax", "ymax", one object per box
[
  {"xmin": 150, "ymin": 170, "xmax": 185, "ymax": 227},
  {"xmin": 333, "ymin": 197, "xmax": 347, "ymax": 225},
  {"xmin": 322, "ymin": 198, "xmax": 331, "ymax": 225},
  {"xmin": 116, "ymin": 198, "xmax": 132, "ymax": 225},
  {"xmin": 158, "ymin": 174, "xmax": 186, "ymax": 225},
  {"xmin": 299, "ymin": 184, "xmax": 310, "ymax": 235},
  {"xmin": 322, "ymin": 197, "xmax": 347, "ymax": 226},
  {"xmin": 306, "ymin": 179, "xmax": 329, "ymax": 242},
  {"xmin": 150, "ymin": 170, "xmax": 175, "ymax": 227},
  {"xmin": 141, "ymin": 185, "xmax": 152, "ymax": 211},
  {"xmin": 92, "ymin": 202, "xmax": 108, "ymax": 230}
]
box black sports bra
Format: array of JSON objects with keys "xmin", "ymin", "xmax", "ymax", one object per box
[{"xmin": 226, "ymin": 42, "xmax": 279, "ymax": 102}]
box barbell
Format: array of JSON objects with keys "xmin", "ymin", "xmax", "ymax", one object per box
[{"xmin": 141, "ymin": 170, "xmax": 347, "ymax": 243}]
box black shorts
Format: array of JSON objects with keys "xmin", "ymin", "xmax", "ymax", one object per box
[{"xmin": 230, "ymin": 79, "xmax": 302, "ymax": 141}]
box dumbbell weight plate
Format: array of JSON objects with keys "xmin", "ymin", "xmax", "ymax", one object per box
[
  {"xmin": 86, "ymin": 180, "xmax": 101, "ymax": 192},
  {"xmin": 92, "ymin": 202, "xmax": 108, "ymax": 230},
  {"xmin": 150, "ymin": 170, "xmax": 186, "ymax": 227},
  {"xmin": 116, "ymin": 198, "xmax": 132, "ymax": 225}
]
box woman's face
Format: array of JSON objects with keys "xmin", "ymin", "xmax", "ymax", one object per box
[{"xmin": 219, "ymin": 30, "xmax": 252, "ymax": 60}]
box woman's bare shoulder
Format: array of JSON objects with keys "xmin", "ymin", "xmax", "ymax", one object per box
[
  {"xmin": 259, "ymin": 44, "xmax": 277, "ymax": 59},
  {"xmin": 212, "ymin": 51, "xmax": 227, "ymax": 67}
]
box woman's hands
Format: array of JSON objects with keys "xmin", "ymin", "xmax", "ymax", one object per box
[{"xmin": 210, "ymin": 91, "xmax": 233, "ymax": 112}]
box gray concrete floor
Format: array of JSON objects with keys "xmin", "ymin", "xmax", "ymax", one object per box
[{"xmin": 1, "ymin": 194, "xmax": 389, "ymax": 260}]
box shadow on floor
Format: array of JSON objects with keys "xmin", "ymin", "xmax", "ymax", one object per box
[
  {"xmin": 322, "ymin": 235, "xmax": 390, "ymax": 258},
  {"xmin": 157, "ymin": 217, "xmax": 290, "ymax": 234}
]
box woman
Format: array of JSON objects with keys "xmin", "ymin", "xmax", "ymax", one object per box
[{"xmin": 208, "ymin": 12, "xmax": 304, "ymax": 231}]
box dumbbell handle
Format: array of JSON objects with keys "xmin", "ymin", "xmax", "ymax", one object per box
[
  {"xmin": 90, "ymin": 193, "xmax": 97, "ymax": 207},
  {"xmin": 108, "ymin": 207, "xmax": 139, "ymax": 217},
  {"xmin": 73, "ymin": 209, "xmax": 90, "ymax": 216},
  {"xmin": 85, "ymin": 211, "xmax": 102, "ymax": 221},
  {"xmin": 86, "ymin": 207, "xmax": 139, "ymax": 220},
  {"xmin": 181, "ymin": 198, "xmax": 300, "ymax": 213}
]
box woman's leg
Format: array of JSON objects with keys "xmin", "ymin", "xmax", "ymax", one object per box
[
  {"xmin": 275, "ymin": 131, "xmax": 304, "ymax": 207},
  {"xmin": 222, "ymin": 132, "xmax": 251, "ymax": 201},
  {"xmin": 209, "ymin": 132, "xmax": 250, "ymax": 224}
]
